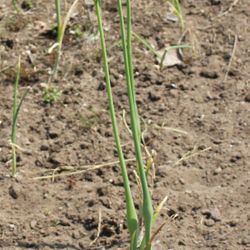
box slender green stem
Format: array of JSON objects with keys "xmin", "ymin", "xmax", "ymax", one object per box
[
  {"xmin": 11, "ymin": 57, "xmax": 21, "ymax": 177},
  {"xmin": 94, "ymin": 1, "xmax": 138, "ymax": 247},
  {"xmin": 11, "ymin": 59, "xmax": 20, "ymax": 145},
  {"xmin": 11, "ymin": 146, "xmax": 17, "ymax": 177},
  {"xmin": 55, "ymin": 0, "xmax": 62, "ymax": 43},
  {"xmin": 117, "ymin": 0, "xmax": 153, "ymax": 247},
  {"xmin": 126, "ymin": 0, "xmax": 141, "ymax": 139},
  {"xmin": 126, "ymin": 0, "xmax": 135, "ymax": 102},
  {"xmin": 50, "ymin": 0, "xmax": 62, "ymax": 81},
  {"xmin": 11, "ymin": 58, "xmax": 29, "ymax": 177}
]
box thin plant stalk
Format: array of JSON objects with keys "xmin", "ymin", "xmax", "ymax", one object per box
[
  {"xmin": 94, "ymin": 1, "xmax": 138, "ymax": 248},
  {"xmin": 51, "ymin": 0, "xmax": 79, "ymax": 81},
  {"xmin": 126, "ymin": 0, "xmax": 141, "ymax": 140},
  {"xmin": 55, "ymin": 0, "xmax": 62, "ymax": 43},
  {"xmin": 11, "ymin": 58, "xmax": 20, "ymax": 176},
  {"xmin": 126, "ymin": 0, "xmax": 135, "ymax": 108},
  {"xmin": 51, "ymin": 0, "xmax": 62, "ymax": 80},
  {"xmin": 117, "ymin": 0, "xmax": 153, "ymax": 247},
  {"xmin": 11, "ymin": 57, "xmax": 28, "ymax": 177}
]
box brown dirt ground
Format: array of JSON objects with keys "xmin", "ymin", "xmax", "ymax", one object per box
[{"xmin": 0, "ymin": 0, "xmax": 250, "ymax": 249}]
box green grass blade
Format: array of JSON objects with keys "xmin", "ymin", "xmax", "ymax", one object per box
[
  {"xmin": 11, "ymin": 57, "xmax": 21, "ymax": 144},
  {"xmin": 132, "ymin": 31, "xmax": 159, "ymax": 57},
  {"xmin": 11, "ymin": 57, "xmax": 27, "ymax": 177},
  {"xmin": 117, "ymin": 0, "xmax": 153, "ymax": 247},
  {"xmin": 52, "ymin": 0, "xmax": 62, "ymax": 80},
  {"xmin": 94, "ymin": 0, "xmax": 138, "ymax": 244},
  {"xmin": 13, "ymin": 88, "xmax": 29, "ymax": 129},
  {"xmin": 11, "ymin": 58, "xmax": 29, "ymax": 177}
]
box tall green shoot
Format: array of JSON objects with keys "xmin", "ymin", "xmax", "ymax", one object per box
[
  {"xmin": 11, "ymin": 57, "xmax": 28, "ymax": 177},
  {"xmin": 117, "ymin": 0, "xmax": 153, "ymax": 248}
]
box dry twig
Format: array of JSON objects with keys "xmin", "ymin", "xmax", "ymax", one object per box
[{"xmin": 89, "ymin": 208, "xmax": 102, "ymax": 246}]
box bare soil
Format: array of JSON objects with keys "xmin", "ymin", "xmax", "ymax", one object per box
[{"xmin": 0, "ymin": 0, "xmax": 249, "ymax": 249}]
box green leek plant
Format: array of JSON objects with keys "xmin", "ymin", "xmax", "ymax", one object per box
[
  {"xmin": 94, "ymin": 1, "xmax": 137, "ymax": 248},
  {"xmin": 94, "ymin": 1, "xmax": 160, "ymax": 249},
  {"xmin": 11, "ymin": 57, "xmax": 29, "ymax": 177}
]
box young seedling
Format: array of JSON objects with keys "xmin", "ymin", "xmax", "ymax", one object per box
[
  {"xmin": 11, "ymin": 57, "xmax": 29, "ymax": 177},
  {"xmin": 94, "ymin": 1, "xmax": 167, "ymax": 249},
  {"xmin": 71, "ymin": 24, "xmax": 83, "ymax": 39},
  {"xmin": 42, "ymin": 86, "xmax": 61, "ymax": 104},
  {"xmin": 12, "ymin": 0, "xmax": 20, "ymax": 12},
  {"xmin": 49, "ymin": 0, "xmax": 79, "ymax": 81}
]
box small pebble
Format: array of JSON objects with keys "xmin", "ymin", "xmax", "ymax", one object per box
[
  {"xmin": 165, "ymin": 83, "xmax": 177, "ymax": 89},
  {"xmin": 165, "ymin": 13, "xmax": 178, "ymax": 22},
  {"xmin": 9, "ymin": 224, "xmax": 16, "ymax": 231},
  {"xmin": 179, "ymin": 178, "xmax": 185, "ymax": 185},
  {"xmin": 214, "ymin": 167, "xmax": 222, "ymax": 175},
  {"xmin": 202, "ymin": 207, "xmax": 221, "ymax": 222},
  {"xmin": 210, "ymin": 208, "xmax": 221, "ymax": 222},
  {"xmin": 59, "ymin": 219, "xmax": 70, "ymax": 226},
  {"xmin": 30, "ymin": 220, "xmax": 37, "ymax": 229},
  {"xmin": 204, "ymin": 219, "xmax": 215, "ymax": 227},
  {"xmin": 72, "ymin": 230, "xmax": 81, "ymax": 239}
]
